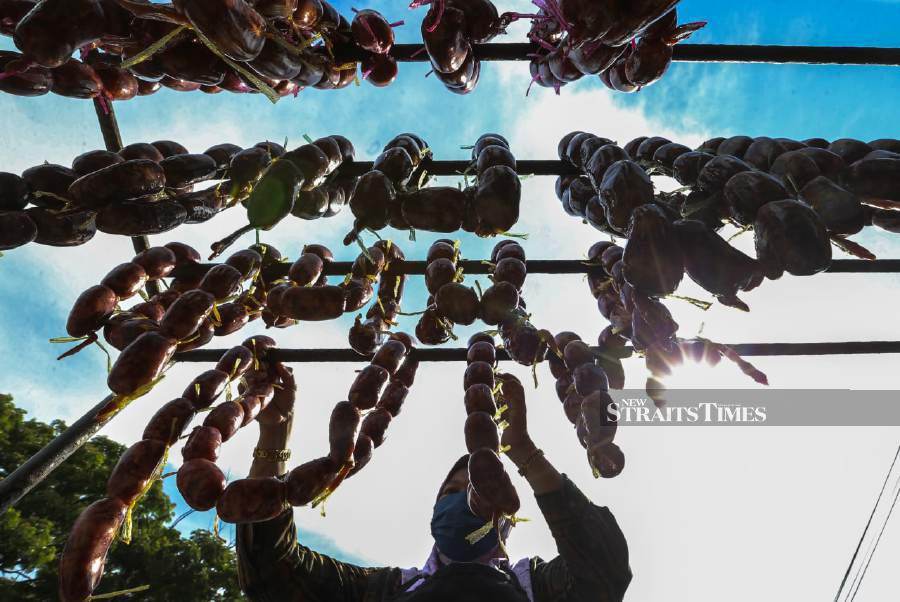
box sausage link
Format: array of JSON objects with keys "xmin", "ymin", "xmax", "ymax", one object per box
[
  {"xmin": 217, "ymin": 477, "xmax": 288, "ymax": 523},
  {"xmin": 177, "ymin": 459, "xmax": 227, "ymax": 511},
  {"xmin": 106, "ymin": 439, "xmax": 167, "ymax": 506},
  {"xmin": 142, "ymin": 397, "xmax": 195, "ymax": 444},
  {"xmin": 58, "ymin": 498, "xmax": 127, "ymax": 602},
  {"xmin": 348, "ymin": 365, "xmax": 390, "ymax": 410},
  {"xmin": 107, "ymin": 332, "xmax": 177, "ymax": 395},
  {"xmin": 182, "ymin": 426, "xmax": 223, "ymax": 462}
]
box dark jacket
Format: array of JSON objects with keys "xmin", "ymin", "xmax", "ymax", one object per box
[{"xmin": 236, "ymin": 476, "xmax": 632, "ymax": 601}]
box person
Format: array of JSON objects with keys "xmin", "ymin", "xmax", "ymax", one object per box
[{"xmin": 236, "ymin": 370, "xmax": 632, "ymax": 601}]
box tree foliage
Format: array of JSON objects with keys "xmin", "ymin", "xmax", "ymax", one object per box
[{"xmin": 0, "ymin": 394, "xmax": 241, "ymax": 600}]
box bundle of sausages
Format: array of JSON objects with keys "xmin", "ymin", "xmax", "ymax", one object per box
[
  {"xmin": 546, "ymin": 331, "xmax": 624, "ymax": 478},
  {"xmin": 463, "ymin": 334, "xmax": 520, "ymax": 521},
  {"xmin": 211, "ymin": 134, "xmax": 356, "ymax": 258},
  {"xmin": 0, "ymin": 136, "xmax": 350, "ymax": 252},
  {"xmin": 558, "ymin": 131, "xmax": 900, "ymax": 313},
  {"xmin": 527, "ymin": 2, "xmax": 704, "ymax": 94},
  {"xmin": 348, "ymin": 132, "xmax": 520, "ymax": 241},
  {"xmin": 584, "ymin": 238, "xmax": 768, "ymax": 406},
  {"xmin": 348, "ymin": 241, "xmax": 406, "ymax": 355},
  {"xmin": 275, "ymin": 332, "xmax": 418, "ymax": 509},
  {"xmin": 58, "ymin": 335, "xmax": 278, "ymax": 602},
  {"xmin": 265, "ymin": 240, "xmax": 397, "ymax": 326},
  {"xmin": 0, "ymin": 0, "xmax": 403, "ymax": 102},
  {"xmin": 491, "ymin": 241, "xmax": 553, "ymax": 368},
  {"xmin": 63, "ymin": 239, "xmax": 263, "ymax": 397},
  {"xmin": 65, "ymin": 241, "xmax": 240, "ymax": 349},
  {"xmin": 417, "ymin": 239, "xmax": 466, "ymax": 345},
  {"xmin": 417, "ymin": 0, "xmax": 503, "ymax": 94}
]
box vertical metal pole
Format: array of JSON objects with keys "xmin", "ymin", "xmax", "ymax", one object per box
[{"xmin": 91, "ymin": 98, "xmax": 161, "ymax": 297}]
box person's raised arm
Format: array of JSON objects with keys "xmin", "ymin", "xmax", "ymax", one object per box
[
  {"xmin": 498, "ymin": 373, "xmax": 632, "ymax": 602},
  {"xmin": 236, "ymin": 365, "xmax": 397, "ymax": 602}
]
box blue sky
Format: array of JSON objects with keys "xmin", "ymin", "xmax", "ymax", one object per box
[{"xmin": 2, "ymin": 1, "xmax": 900, "ymax": 599}]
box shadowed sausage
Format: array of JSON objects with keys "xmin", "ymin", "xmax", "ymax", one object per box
[
  {"xmin": 107, "ymin": 332, "xmax": 177, "ymax": 395},
  {"xmin": 58, "ymin": 498, "xmax": 127, "ymax": 602},
  {"xmin": 217, "ymin": 477, "xmax": 287, "ymax": 523},
  {"xmin": 177, "ymin": 459, "xmax": 226, "ymax": 511},
  {"xmin": 106, "ymin": 439, "xmax": 167, "ymax": 506}
]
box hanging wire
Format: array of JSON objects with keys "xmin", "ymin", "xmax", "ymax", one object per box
[
  {"xmin": 833, "ymin": 444, "xmax": 900, "ymax": 602},
  {"xmin": 848, "ymin": 467, "xmax": 900, "ymax": 601}
]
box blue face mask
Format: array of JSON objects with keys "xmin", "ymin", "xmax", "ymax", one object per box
[{"xmin": 430, "ymin": 492, "xmax": 498, "ymax": 562}]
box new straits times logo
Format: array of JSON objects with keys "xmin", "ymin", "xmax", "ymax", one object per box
[{"xmin": 611, "ymin": 397, "xmax": 768, "ymax": 424}]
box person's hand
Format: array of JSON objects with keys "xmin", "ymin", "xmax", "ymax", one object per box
[
  {"xmin": 497, "ymin": 373, "xmax": 537, "ymax": 462},
  {"xmin": 256, "ymin": 363, "xmax": 295, "ymax": 427}
]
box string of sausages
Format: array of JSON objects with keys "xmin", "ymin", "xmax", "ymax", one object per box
[
  {"xmin": 58, "ymin": 334, "xmax": 274, "ymax": 602},
  {"xmin": 463, "ymin": 334, "xmax": 520, "ymax": 521},
  {"xmin": 210, "ymin": 134, "xmax": 358, "ymax": 258},
  {"xmin": 62, "ymin": 242, "xmax": 263, "ymax": 398},
  {"xmin": 225, "ymin": 332, "xmax": 419, "ymax": 517},
  {"xmin": 178, "ymin": 337, "xmax": 284, "ymax": 518},
  {"xmin": 347, "ymin": 132, "xmax": 521, "ymax": 241},
  {"xmin": 0, "ymin": 135, "xmax": 356, "ymax": 252},
  {"xmin": 348, "ymin": 241, "xmax": 407, "ymax": 355},
  {"xmin": 415, "ymin": 0, "xmax": 503, "ymax": 95},
  {"xmin": 584, "ymin": 238, "xmax": 769, "ymax": 408},
  {"xmin": 559, "ymin": 132, "xmax": 900, "ymax": 281},
  {"xmin": 546, "ymin": 331, "xmax": 623, "ymax": 478},
  {"xmin": 528, "ymin": 3, "xmax": 705, "ymax": 94},
  {"xmin": 0, "ymin": 0, "xmax": 404, "ymax": 103}
]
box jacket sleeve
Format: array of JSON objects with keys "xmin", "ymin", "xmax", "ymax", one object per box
[
  {"xmin": 530, "ymin": 475, "xmax": 632, "ymax": 602},
  {"xmin": 235, "ymin": 507, "xmax": 397, "ymax": 602}
]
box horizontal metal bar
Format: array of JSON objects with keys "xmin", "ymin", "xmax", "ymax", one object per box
[
  {"xmin": 169, "ymin": 259, "xmax": 900, "ymax": 283},
  {"xmin": 371, "ymin": 43, "xmax": 900, "ymax": 66},
  {"xmin": 175, "ymin": 341, "xmax": 900, "ymax": 363}
]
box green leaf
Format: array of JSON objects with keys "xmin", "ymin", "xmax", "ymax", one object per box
[{"xmin": 246, "ymin": 160, "xmax": 302, "ymax": 230}]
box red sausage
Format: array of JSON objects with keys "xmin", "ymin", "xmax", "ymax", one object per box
[
  {"xmin": 100, "ymin": 262, "xmax": 148, "ymax": 299},
  {"xmin": 243, "ymin": 334, "xmax": 277, "ymax": 359},
  {"xmin": 392, "ymin": 355, "xmax": 420, "ymax": 388},
  {"xmin": 131, "ymin": 300, "xmax": 165, "ymax": 322},
  {"xmin": 240, "ymin": 394, "xmax": 264, "ymax": 426},
  {"xmin": 133, "ymin": 246, "xmax": 177, "ymax": 279},
  {"xmin": 182, "ymin": 369, "xmax": 230, "ymax": 409},
  {"xmin": 217, "ymin": 477, "xmax": 287, "ymax": 523},
  {"xmin": 464, "ymin": 361, "xmax": 495, "ymax": 390},
  {"xmin": 573, "ymin": 363, "xmax": 609, "ymax": 396},
  {"xmin": 468, "ymin": 448, "xmax": 519, "ymax": 515},
  {"xmin": 287, "ymin": 457, "xmax": 337, "ymax": 506},
  {"xmin": 107, "ymin": 332, "xmax": 177, "ymax": 395},
  {"xmin": 142, "ymin": 397, "xmax": 195, "ymax": 444},
  {"xmin": 224, "ymin": 248, "xmax": 263, "ymax": 278},
  {"xmin": 376, "ymin": 381, "xmax": 409, "ymax": 417},
  {"xmin": 165, "ymin": 241, "xmax": 201, "ymax": 266},
  {"xmin": 182, "ymin": 426, "xmax": 223, "ymax": 462},
  {"xmin": 348, "ymin": 435, "xmax": 374, "ymax": 477},
  {"xmin": 587, "ymin": 441, "xmax": 625, "ymax": 478},
  {"xmin": 159, "ymin": 290, "xmax": 216, "ymax": 340},
  {"xmin": 106, "ymin": 439, "xmax": 167, "ymax": 506},
  {"xmin": 464, "ymin": 411, "xmax": 499, "ymax": 453},
  {"xmin": 215, "ymin": 345, "xmax": 254, "ymax": 377},
  {"xmin": 464, "ymin": 384, "xmax": 497, "ymax": 415},
  {"xmin": 348, "ymin": 364, "xmax": 390, "ymax": 410},
  {"xmin": 371, "ymin": 340, "xmax": 407, "ymax": 374},
  {"xmin": 580, "ymin": 391, "xmax": 617, "ymax": 446},
  {"xmin": 177, "ymin": 459, "xmax": 226, "ymax": 511},
  {"xmin": 203, "ymin": 401, "xmax": 245, "ymax": 441},
  {"xmin": 199, "ymin": 263, "xmax": 244, "ymax": 301},
  {"xmin": 467, "ymin": 341, "xmax": 496, "ymax": 365},
  {"xmin": 58, "ymin": 498, "xmax": 127, "ymax": 602},
  {"xmin": 328, "ymin": 401, "xmax": 361, "ymax": 464},
  {"xmin": 288, "ymin": 252, "xmax": 324, "ymax": 286},
  {"xmin": 360, "ymin": 407, "xmax": 392, "ymax": 447},
  {"xmin": 467, "ymin": 482, "xmax": 496, "ymax": 521},
  {"xmin": 280, "ymin": 285, "xmax": 346, "ymax": 320},
  {"xmin": 66, "ymin": 285, "xmax": 118, "ymax": 338}
]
